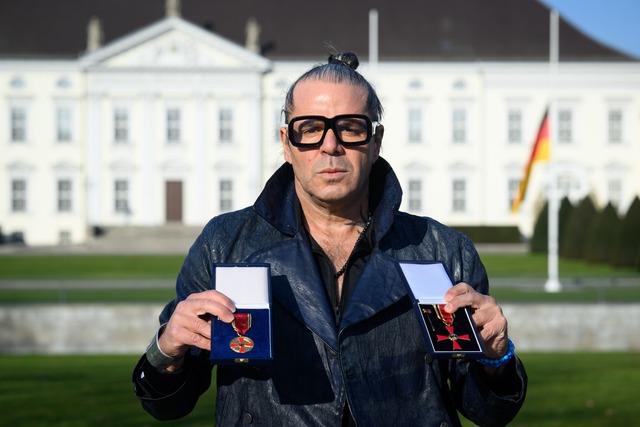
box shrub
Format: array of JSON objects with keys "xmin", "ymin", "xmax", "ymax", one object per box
[
  {"xmin": 611, "ymin": 196, "xmax": 640, "ymax": 268},
  {"xmin": 561, "ymin": 196, "xmax": 597, "ymax": 259},
  {"xmin": 530, "ymin": 202, "xmax": 548, "ymax": 253},
  {"xmin": 452, "ymin": 226, "xmax": 521, "ymax": 243},
  {"xmin": 530, "ymin": 197, "xmax": 573, "ymax": 253},
  {"xmin": 584, "ymin": 203, "xmax": 619, "ymax": 263}
]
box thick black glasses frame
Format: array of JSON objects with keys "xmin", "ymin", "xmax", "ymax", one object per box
[{"xmin": 287, "ymin": 114, "xmax": 374, "ymax": 148}]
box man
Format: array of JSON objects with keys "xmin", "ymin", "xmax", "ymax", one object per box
[{"xmin": 133, "ymin": 52, "xmax": 527, "ymax": 426}]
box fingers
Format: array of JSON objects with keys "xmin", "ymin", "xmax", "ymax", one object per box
[
  {"xmin": 185, "ymin": 289, "xmax": 237, "ymax": 323},
  {"xmin": 158, "ymin": 290, "xmax": 237, "ymax": 356},
  {"xmin": 443, "ymin": 282, "xmax": 492, "ymax": 313},
  {"xmin": 443, "ymin": 282, "xmax": 509, "ymax": 359}
]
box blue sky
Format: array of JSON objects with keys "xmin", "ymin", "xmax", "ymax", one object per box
[{"xmin": 539, "ymin": 0, "xmax": 640, "ymax": 59}]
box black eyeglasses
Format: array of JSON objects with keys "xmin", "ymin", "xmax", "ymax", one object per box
[{"xmin": 287, "ymin": 114, "xmax": 378, "ymax": 147}]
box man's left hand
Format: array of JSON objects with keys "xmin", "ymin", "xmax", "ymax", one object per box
[{"xmin": 443, "ymin": 282, "xmax": 508, "ymax": 360}]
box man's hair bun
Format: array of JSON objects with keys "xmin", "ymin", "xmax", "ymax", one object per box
[{"xmin": 328, "ymin": 52, "xmax": 359, "ymax": 71}]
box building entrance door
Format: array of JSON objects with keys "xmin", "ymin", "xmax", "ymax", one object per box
[{"xmin": 165, "ymin": 181, "xmax": 183, "ymax": 222}]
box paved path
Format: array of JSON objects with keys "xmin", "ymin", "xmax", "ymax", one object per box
[{"xmin": 1, "ymin": 276, "xmax": 638, "ymax": 291}]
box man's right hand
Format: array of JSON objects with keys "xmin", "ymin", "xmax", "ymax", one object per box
[{"xmin": 157, "ymin": 290, "xmax": 236, "ymax": 371}]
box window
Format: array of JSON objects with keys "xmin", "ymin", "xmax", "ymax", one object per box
[
  {"xmin": 219, "ymin": 108, "xmax": 233, "ymax": 143},
  {"xmin": 452, "ymin": 179, "xmax": 466, "ymax": 212},
  {"xmin": 608, "ymin": 109, "xmax": 622, "ymax": 144},
  {"xmin": 507, "ymin": 109, "xmax": 522, "ymax": 144},
  {"xmin": 11, "ymin": 179, "xmax": 27, "ymax": 212},
  {"xmin": 557, "ymin": 173, "xmax": 579, "ymax": 199},
  {"xmin": 56, "ymin": 107, "xmax": 72, "ymax": 142},
  {"xmin": 558, "ymin": 109, "xmax": 572, "ymax": 143},
  {"xmin": 114, "ymin": 180, "xmax": 129, "ymax": 213},
  {"xmin": 57, "ymin": 179, "xmax": 72, "ymax": 212},
  {"xmin": 167, "ymin": 108, "xmax": 181, "ymax": 143},
  {"xmin": 408, "ymin": 179, "xmax": 422, "ymax": 211},
  {"xmin": 11, "ymin": 107, "xmax": 26, "ymax": 142},
  {"xmin": 408, "ymin": 108, "xmax": 422, "ymax": 143},
  {"xmin": 452, "ymin": 108, "xmax": 466, "ymax": 143},
  {"xmin": 114, "ymin": 109, "xmax": 129, "ymax": 143},
  {"xmin": 220, "ymin": 180, "xmax": 233, "ymax": 212}
]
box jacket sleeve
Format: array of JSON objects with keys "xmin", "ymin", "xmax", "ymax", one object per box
[
  {"xmin": 451, "ymin": 235, "xmax": 528, "ymax": 426},
  {"xmin": 132, "ymin": 350, "xmax": 213, "ymax": 420},
  {"xmin": 449, "ymin": 356, "xmax": 527, "ymax": 427}
]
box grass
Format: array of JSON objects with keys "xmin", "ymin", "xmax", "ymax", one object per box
[
  {"xmin": 0, "ymin": 288, "xmax": 176, "ymax": 303},
  {"xmin": 488, "ymin": 286, "xmax": 640, "ymax": 303},
  {"xmin": 1, "ymin": 253, "xmax": 638, "ymax": 425},
  {"xmin": 508, "ymin": 352, "xmax": 640, "ymax": 427},
  {"xmin": 0, "ymin": 353, "xmax": 637, "ymax": 427},
  {"xmin": 1, "ymin": 253, "xmax": 639, "ymax": 303},
  {"xmin": 0, "ymin": 255, "xmax": 185, "ymax": 280},
  {"xmin": 0, "ymin": 253, "xmax": 637, "ymax": 280},
  {"xmin": 2, "ymin": 286, "xmax": 640, "ymax": 304},
  {"xmin": 0, "ymin": 355, "xmax": 216, "ymax": 427},
  {"xmin": 480, "ymin": 252, "xmax": 639, "ymax": 278}
]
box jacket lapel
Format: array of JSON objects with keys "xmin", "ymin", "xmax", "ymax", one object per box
[
  {"xmin": 249, "ymin": 235, "xmax": 339, "ymax": 351},
  {"xmin": 339, "ymin": 250, "xmax": 410, "ymax": 332}
]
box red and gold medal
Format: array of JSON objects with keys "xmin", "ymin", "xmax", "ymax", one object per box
[
  {"xmin": 230, "ymin": 313, "xmax": 254, "ymax": 353},
  {"xmin": 433, "ymin": 304, "xmax": 471, "ymax": 350}
]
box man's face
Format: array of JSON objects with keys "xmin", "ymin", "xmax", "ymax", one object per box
[{"xmin": 280, "ymin": 80, "xmax": 383, "ymax": 210}]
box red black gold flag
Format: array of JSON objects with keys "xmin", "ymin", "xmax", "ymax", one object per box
[{"xmin": 511, "ymin": 110, "xmax": 550, "ymax": 212}]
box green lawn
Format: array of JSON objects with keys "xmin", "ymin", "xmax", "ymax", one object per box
[
  {"xmin": 2, "ymin": 285, "xmax": 640, "ymax": 304},
  {"xmin": 0, "ymin": 353, "xmax": 637, "ymax": 427},
  {"xmin": 480, "ymin": 252, "xmax": 639, "ymax": 278},
  {"xmin": 0, "ymin": 288, "xmax": 177, "ymax": 303},
  {"xmin": 0, "ymin": 253, "xmax": 638, "ymax": 280},
  {"xmin": 1, "ymin": 255, "xmax": 638, "ymax": 425},
  {"xmin": 1, "ymin": 253, "xmax": 638, "ymax": 303},
  {"xmin": 0, "ymin": 255, "xmax": 186, "ymax": 280}
]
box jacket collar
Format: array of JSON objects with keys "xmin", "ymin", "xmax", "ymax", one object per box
[{"xmin": 253, "ymin": 157, "xmax": 403, "ymax": 241}]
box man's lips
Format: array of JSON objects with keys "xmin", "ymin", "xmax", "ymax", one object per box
[
  {"xmin": 318, "ymin": 167, "xmax": 347, "ymax": 175},
  {"xmin": 317, "ymin": 168, "xmax": 348, "ymax": 180}
]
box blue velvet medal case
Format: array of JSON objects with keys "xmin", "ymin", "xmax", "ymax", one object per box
[{"xmin": 210, "ymin": 263, "xmax": 272, "ymax": 365}]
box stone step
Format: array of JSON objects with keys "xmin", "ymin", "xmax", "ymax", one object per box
[{"xmin": 83, "ymin": 225, "xmax": 203, "ymax": 254}]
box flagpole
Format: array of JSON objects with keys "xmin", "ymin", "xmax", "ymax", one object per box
[{"xmin": 545, "ymin": 9, "xmax": 562, "ymax": 293}]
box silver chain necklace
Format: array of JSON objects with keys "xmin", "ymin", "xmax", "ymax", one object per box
[{"xmin": 334, "ymin": 214, "xmax": 372, "ymax": 279}]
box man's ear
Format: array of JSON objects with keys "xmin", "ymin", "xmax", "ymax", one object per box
[{"xmin": 280, "ymin": 127, "xmax": 292, "ymax": 163}]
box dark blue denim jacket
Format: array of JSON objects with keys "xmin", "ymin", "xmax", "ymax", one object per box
[{"xmin": 134, "ymin": 158, "xmax": 526, "ymax": 426}]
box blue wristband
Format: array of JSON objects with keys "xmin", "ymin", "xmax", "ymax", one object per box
[{"xmin": 477, "ymin": 339, "xmax": 515, "ymax": 368}]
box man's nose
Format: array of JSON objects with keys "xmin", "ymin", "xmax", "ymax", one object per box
[{"xmin": 320, "ymin": 128, "xmax": 343, "ymax": 153}]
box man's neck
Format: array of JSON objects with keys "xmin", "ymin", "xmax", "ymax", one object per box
[{"xmin": 298, "ymin": 197, "xmax": 369, "ymax": 235}]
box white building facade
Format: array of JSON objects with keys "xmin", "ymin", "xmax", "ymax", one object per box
[{"xmin": 1, "ymin": 16, "xmax": 639, "ymax": 246}]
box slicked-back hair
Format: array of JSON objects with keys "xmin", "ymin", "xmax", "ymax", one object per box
[{"xmin": 282, "ymin": 52, "xmax": 384, "ymax": 124}]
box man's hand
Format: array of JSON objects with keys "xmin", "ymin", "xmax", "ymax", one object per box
[
  {"xmin": 443, "ymin": 282, "xmax": 508, "ymax": 360},
  {"xmin": 157, "ymin": 290, "xmax": 236, "ymax": 371}
]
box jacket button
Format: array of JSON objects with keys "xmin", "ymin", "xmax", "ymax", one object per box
[
  {"xmin": 440, "ymin": 422, "xmax": 449, "ymax": 427},
  {"xmin": 242, "ymin": 412, "xmax": 253, "ymax": 424}
]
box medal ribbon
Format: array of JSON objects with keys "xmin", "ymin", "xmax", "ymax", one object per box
[
  {"xmin": 434, "ymin": 304, "xmax": 455, "ymax": 326},
  {"xmin": 232, "ymin": 313, "xmax": 252, "ymax": 336}
]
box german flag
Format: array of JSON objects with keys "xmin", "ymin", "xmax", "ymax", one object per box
[{"xmin": 511, "ymin": 110, "xmax": 550, "ymax": 212}]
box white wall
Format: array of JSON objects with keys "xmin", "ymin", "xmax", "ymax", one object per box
[{"xmin": 1, "ymin": 304, "xmax": 637, "ymax": 354}]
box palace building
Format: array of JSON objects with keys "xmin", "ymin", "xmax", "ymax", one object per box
[{"xmin": 1, "ymin": 0, "xmax": 638, "ymax": 245}]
